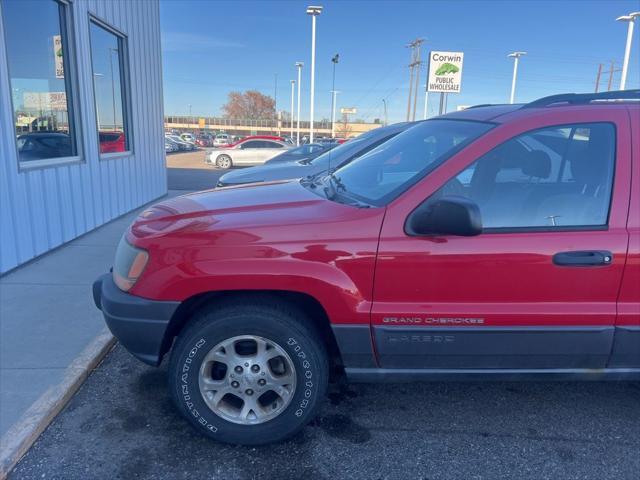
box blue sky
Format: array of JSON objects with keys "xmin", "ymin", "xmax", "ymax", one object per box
[{"xmin": 160, "ymin": 0, "xmax": 640, "ymax": 123}]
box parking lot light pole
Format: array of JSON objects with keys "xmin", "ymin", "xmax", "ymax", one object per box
[
  {"xmin": 508, "ymin": 51, "xmax": 527, "ymax": 104},
  {"xmin": 617, "ymin": 12, "xmax": 640, "ymax": 90},
  {"xmin": 306, "ymin": 5, "xmax": 323, "ymax": 143},
  {"xmin": 330, "ymin": 54, "xmax": 339, "ymax": 138},
  {"xmin": 330, "ymin": 90, "xmax": 340, "ymax": 137},
  {"xmin": 295, "ymin": 62, "xmax": 303, "ymax": 145},
  {"xmin": 290, "ymin": 80, "xmax": 295, "ymax": 139}
]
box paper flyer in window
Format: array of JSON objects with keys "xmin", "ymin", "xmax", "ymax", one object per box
[{"xmin": 53, "ymin": 35, "xmax": 64, "ymax": 79}]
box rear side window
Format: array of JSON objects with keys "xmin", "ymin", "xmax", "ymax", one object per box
[{"xmin": 433, "ymin": 123, "xmax": 616, "ymax": 229}]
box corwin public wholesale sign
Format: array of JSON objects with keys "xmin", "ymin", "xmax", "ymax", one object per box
[{"xmin": 427, "ymin": 51, "xmax": 464, "ymax": 93}]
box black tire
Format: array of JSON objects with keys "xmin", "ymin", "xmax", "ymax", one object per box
[
  {"xmin": 168, "ymin": 298, "xmax": 329, "ymax": 445},
  {"xmin": 215, "ymin": 154, "xmax": 232, "ymax": 169}
]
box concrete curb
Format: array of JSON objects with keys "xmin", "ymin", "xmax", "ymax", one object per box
[{"xmin": 0, "ymin": 329, "xmax": 116, "ymax": 479}]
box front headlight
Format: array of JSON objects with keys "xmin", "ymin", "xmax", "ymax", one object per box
[{"xmin": 113, "ymin": 236, "xmax": 149, "ymax": 292}]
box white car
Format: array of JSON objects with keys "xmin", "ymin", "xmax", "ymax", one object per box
[
  {"xmin": 180, "ymin": 133, "xmax": 196, "ymax": 144},
  {"xmin": 207, "ymin": 139, "xmax": 290, "ymax": 168},
  {"xmin": 213, "ymin": 133, "xmax": 232, "ymax": 147}
]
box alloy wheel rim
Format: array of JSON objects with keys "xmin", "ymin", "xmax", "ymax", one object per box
[{"xmin": 198, "ymin": 335, "xmax": 297, "ymax": 425}]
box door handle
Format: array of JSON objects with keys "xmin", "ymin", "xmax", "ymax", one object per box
[{"xmin": 552, "ymin": 250, "xmax": 613, "ymax": 267}]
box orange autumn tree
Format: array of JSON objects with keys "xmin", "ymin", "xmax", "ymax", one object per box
[{"xmin": 222, "ymin": 90, "xmax": 276, "ymax": 120}]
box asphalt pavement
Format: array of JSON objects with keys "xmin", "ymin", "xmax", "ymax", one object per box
[
  {"xmin": 9, "ymin": 159, "xmax": 640, "ymax": 480},
  {"xmin": 166, "ymin": 150, "xmax": 229, "ymax": 190},
  {"xmin": 10, "ymin": 345, "xmax": 640, "ymax": 480}
]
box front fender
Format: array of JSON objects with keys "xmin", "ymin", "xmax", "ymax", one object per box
[{"xmin": 131, "ymin": 246, "xmax": 377, "ymax": 326}]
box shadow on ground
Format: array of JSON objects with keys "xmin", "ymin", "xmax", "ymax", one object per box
[{"xmin": 167, "ymin": 167, "xmax": 228, "ymax": 191}]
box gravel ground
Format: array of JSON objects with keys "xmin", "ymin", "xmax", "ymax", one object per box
[{"xmin": 10, "ymin": 344, "xmax": 640, "ymax": 480}]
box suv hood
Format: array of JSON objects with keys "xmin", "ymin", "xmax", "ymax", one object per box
[
  {"xmin": 217, "ymin": 160, "xmax": 322, "ymax": 186},
  {"xmin": 130, "ymin": 180, "xmax": 358, "ymax": 239}
]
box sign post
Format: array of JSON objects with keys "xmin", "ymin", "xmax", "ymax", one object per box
[{"xmin": 427, "ymin": 51, "xmax": 464, "ymax": 114}]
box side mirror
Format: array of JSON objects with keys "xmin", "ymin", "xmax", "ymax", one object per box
[{"xmin": 406, "ymin": 195, "xmax": 482, "ymax": 237}]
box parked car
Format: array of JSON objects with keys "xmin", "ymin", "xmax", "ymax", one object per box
[
  {"xmin": 196, "ymin": 134, "xmax": 213, "ymax": 148},
  {"xmin": 165, "ymin": 137, "xmax": 185, "ymax": 151},
  {"xmin": 165, "ymin": 141, "xmax": 178, "ymax": 154},
  {"xmin": 94, "ymin": 90, "xmax": 640, "ymax": 447},
  {"xmin": 206, "ymin": 138, "xmax": 290, "ymax": 168},
  {"xmin": 213, "ymin": 133, "xmax": 232, "ymax": 148},
  {"xmin": 217, "ymin": 123, "xmax": 409, "ymax": 187},
  {"xmin": 264, "ymin": 143, "xmax": 331, "ymax": 164},
  {"xmin": 16, "ymin": 132, "xmax": 72, "ymax": 161},
  {"xmin": 225, "ymin": 135, "xmax": 286, "ymax": 148},
  {"xmin": 180, "ymin": 133, "xmax": 196, "ymax": 144},
  {"xmin": 99, "ymin": 131, "xmax": 126, "ymax": 153},
  {"xmin": 166, "ymin": 134, "xmax": 195, "ymax": 151}
]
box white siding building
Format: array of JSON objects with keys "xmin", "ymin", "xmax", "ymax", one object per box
[{"xmin": 0, "ymin": 0, "xmax": 166, "ymax": 273}]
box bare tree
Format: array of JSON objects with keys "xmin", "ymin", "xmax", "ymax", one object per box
[
  {"xmin": 336, "ymin": 113, "xmax": 353, "ymax": 138},
  {"xmin": 222, "ymin": 91, "xmax": 275, "ymax": 120}
]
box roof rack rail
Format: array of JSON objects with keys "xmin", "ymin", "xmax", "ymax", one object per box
[
  {"xmin": 524, "ymin": 89, "xmax": 640, "ymax": 108},
  {"xmin": 466, "ymin": 103, "xmax": 500, "ymax": 109}
]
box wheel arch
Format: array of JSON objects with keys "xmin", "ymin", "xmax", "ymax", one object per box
[{"xmin": 161, "ymin": 290, "xmax": 344, "ymax": 375}]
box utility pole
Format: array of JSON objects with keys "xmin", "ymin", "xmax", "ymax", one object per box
[
  {"xmin": 406, "ymin": 53, "xmax": 415, "ymax": 121},
  {"xmin": 607, "ymin": 61, "xmax": 623, "ymax": 91},
  {"xmin": 608, "ymin": 61, "xmax": 615, "ymax": 90},
  {"xmin": 412, "ymin": 40, "xmax": 423, "ymax": 121},
  {"xmin": 405, "ymin": 38, "xmax": 424, "ymax": 121},
  {"xmin": 594, "ymin": 63, "xmax": 603, "ymax": 92}
]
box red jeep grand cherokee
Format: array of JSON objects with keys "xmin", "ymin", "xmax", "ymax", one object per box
[{"xmin": 94, "ymin": 91, "xmax": 640, "ymax": 445}]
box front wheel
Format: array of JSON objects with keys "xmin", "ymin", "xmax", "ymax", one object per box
[
  {"xmin": 168, "ymin": 300, "xmax": 329, "ymax": 445},
  {"xmin": 215, "ymin": 154, "xmax": 232, "ymax": 169}
]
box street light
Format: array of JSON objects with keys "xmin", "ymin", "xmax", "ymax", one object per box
[
  {"xmin": 108, "ymin": 47, "xmax": 118, "ymax": 129},
  {"xmin": 382, "ymin": 98, "xmax": 388, "ymax": 126},
  {"xmin": 290, "ymin": 79, "xmax": 295, "ymax": 139},
  {"xmin": 306, "ymin": 5, "xmax": 323, "ymax": 143},
  {"xmin": 330, "ymin": 54, "xmax": 339, "ymax": 138},
  {"xmin": 617, "ymin": 12, "xmax": 640, "ymax": 90},
  {"xmin": 93, "ymin": 73, "xmax": 104, "ymax": 130},
  {"xmin": 295, "ymin": 62, "xmax": 303, "ymax": 145},
  {"xmin": 508, "ymin": 51, "xmax": 527, "ymax": 104}
]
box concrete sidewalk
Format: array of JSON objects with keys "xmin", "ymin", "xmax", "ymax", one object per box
[{"xmin": 0, "ymin": 190, "xmax": 182, "ymax": 474}]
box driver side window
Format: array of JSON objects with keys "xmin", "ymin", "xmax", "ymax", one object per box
[{"xmin": 434, "ymin": 123, "xmax": 616, "ymax": 229}]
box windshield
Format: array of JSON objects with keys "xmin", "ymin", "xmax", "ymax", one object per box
[
  {"xmin": 288, "ymin": 144, "xmax": 325, "ymax": 155},
  {"xmin": 307, "ymin": 128, "xmax": 398, "ymax": 168},
  {"xmin": 331, "ymin": 119, "xmax": 493, "ymax": 206}
]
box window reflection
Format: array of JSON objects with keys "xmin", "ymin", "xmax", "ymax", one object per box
[
  {"xmin": 89, "ymin": 21, "xmax": 129, "ymax": 154},
  {"xmin": 3, "ymin": 0, "xmax": 77, "ymax": 162}
]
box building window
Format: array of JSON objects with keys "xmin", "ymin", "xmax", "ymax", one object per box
[
  {"xmin": 89, "ymin": 18, "xmax": 131, "ymax": 155},
  {"xmin": 2, "ymin": 0, "xmax": 80, "ymax": 167}
]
